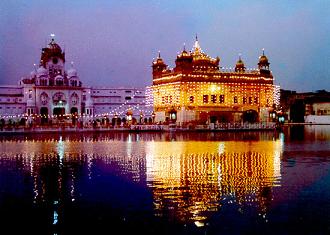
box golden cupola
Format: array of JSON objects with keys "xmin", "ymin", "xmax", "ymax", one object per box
[{"xmin": 235, "ymin": 54, "xmax": 246, "ymax": 72}]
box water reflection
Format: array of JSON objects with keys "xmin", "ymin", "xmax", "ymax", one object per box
[
  {"xmin": 146, "ymin": 140, "xmax": 283, "ymax": 225},
  {"xmin": 0, "ymin": 131, "xmax": 286, "ymax": 233}
]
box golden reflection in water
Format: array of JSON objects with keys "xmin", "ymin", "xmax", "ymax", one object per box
[
  {"xmin": 146, "ymin": 139, "xmax": 283, "ymax": 224},
  {"xmin": 0, "ymin": 135, "xmax": 283, "ymax": 226}
]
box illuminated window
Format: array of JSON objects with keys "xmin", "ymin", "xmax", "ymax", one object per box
[
  {"xmin": 234, "ymin": 96, "xmax": 238, "ymax": 104},
  {"xmin": 249, "ymin": 97, "xmax": 252, "ymax": 104},
  {"xmin": 211, "ymin": 95, "xmax": 217, "ymax": 103},
  {"xmin": 203, "ymin": 95, "xmax": 208, "ymax": 103},
  {"xmin": 254, "ymin": 97, "xmax": 258, "ymax": 104},
  {"xmin": 219, "ymin": 95, "xmax": 225, "ymax": 103},
  {"xmin": 189, "ymin": 96, "xmax": 194, "ymax": 103},
  {"xmin": 243, "ymin": 97, "xmax": 247, "ymax": 104}
]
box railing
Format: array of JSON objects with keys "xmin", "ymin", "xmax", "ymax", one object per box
[
  {"xmin": 194, "ymin": 122, "xmax": 276, "ymax": 130},
  {"xmin": 0, "ymin": 122, "xmax": 276, "ymax": 133},
  {"xmin": 130, "ymin": 125, "xmax": 165, "ymax": 131}
]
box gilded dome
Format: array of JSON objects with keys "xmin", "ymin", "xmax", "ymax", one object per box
[
  {"xmin": 153, "ymin": 51, "xmax": 166, "ymax": 65},
  {"xmin": 235, "ymin": 56, "xmax": 245, "ymax": 72},
  {"xmin": 236, "ymin": 58, "xmax": 244, "ymax": 67},
  {"xmin": 259, "ymin": 55, "xmax": 269, "ymax": 64},
  {"xmin": 177, "ymin": 44, "xmax": 192, "ymax": 59},
  {"xmin": 258, "ymin": 49, "xmax": 270, "ymax": 65}
]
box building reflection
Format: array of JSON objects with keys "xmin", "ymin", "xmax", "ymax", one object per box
[
  {"xmin": 0, "ymin": 132, "xmax": 283, "ymax": 229},
  {"xmin": 146, "ymin": 140, "xmax": 283, "ymax": 224}
]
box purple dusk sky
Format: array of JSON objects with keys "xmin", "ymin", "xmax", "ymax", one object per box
[{"xmin": 0, "ymin": 0, "xmax": 329, "ymax": 92}]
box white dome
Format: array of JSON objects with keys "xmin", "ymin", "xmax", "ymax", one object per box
[
  {"xmin": 67, "ymin": 68, "xmax": 78, "ymax": 78},
  {"xmin": 37, "ymin": 66, "xmax": 48, "ymax": 77},
  {"xmin": 30, "ymin": 70, "xmax": 36, "ymax": 78}
]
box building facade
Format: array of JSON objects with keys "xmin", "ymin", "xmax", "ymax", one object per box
[
  {"xmin": 150, "ymin": 37, "xmax": 280, "ymax": 124},
  {"xmin": 280, "ymin": 89, "xmax": 330, "ymax": 123},
  {"xmin": 0, "ymin": 38, "xmax": 152, "ymax": 126}
]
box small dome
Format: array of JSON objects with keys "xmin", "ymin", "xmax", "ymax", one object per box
[
  {"xmin": 37, "ymin": 66, "xmax": 48, "ymax": 77},
  {"xmin": 258, "ymin": 49, "xmax": 270, "ymax": 65},
  {"xmin": 180, "ymin": 50, "xmax": 189, "ymax": 56},
  {"xmin": 155, "ymin": 57, "xmax": 164, "ymax": 64},
  {"xmin": 30, "ymin": 70, "xmax": 37, "ymax": 78},
  {"xmin": 236, "ymin": 58, "xmax": 244, "ymax": 67},
  {"xmin": 153, "ymin": 51, "xmax": 164, "ymax": 64},
  {"xmin": 177, "ymin": 43, "xmax": 191, "ymax": 58},
  {"xmin": 67, "ymin": 68, "xmax": 77, "ymax": 78},
  {"xmin": 259, "ymin": 55, "xmax": 269, "ymax": 64},
  {"xmin": 235, "ymin": 56, "xmax": 245, "ymax": 72},
  {"xmin": 177, "ymin": 47, "xmax": 191, "ymax": 59}
]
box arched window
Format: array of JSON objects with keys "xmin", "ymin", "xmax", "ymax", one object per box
[{"xmin": 55, "ymin": 76, "xmax": 64, "ymax": 86}]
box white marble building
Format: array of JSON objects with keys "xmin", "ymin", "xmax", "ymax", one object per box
[{"xmin": 0, "ymin": 38, "xmax": 152, "ymax": 124}]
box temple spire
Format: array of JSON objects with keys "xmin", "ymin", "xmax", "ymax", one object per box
[{"xmin": 193, "ymin": 34, "xmax": 201, "ymax": 53}]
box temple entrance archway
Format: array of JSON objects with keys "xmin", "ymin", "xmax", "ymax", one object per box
[
  {"xmin": 53, "ymin": 107, "xmax": 65, "ymax": 120},
  {"xmin": 40, "ymin": 107, "xmax": 48, "ymax": 125},
  {"xmin": 71, "ymin": 107, "xmax": 78, "ymax": 125},
  {"xmin": 242, "ymin": 110, "xmax": 259, "ymax": 123}
]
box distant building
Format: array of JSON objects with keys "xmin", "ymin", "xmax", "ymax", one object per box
[
  {"xmin": 0, "ymin": 38, "xmax": 152, "ymax": 125},
  {"xmin": 150, "ymin": 36, "xmax": 280, "ymax": 124},
  {"xmin": 280, "ymin": 89, "xmax": 330, "ymax": 123}
]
